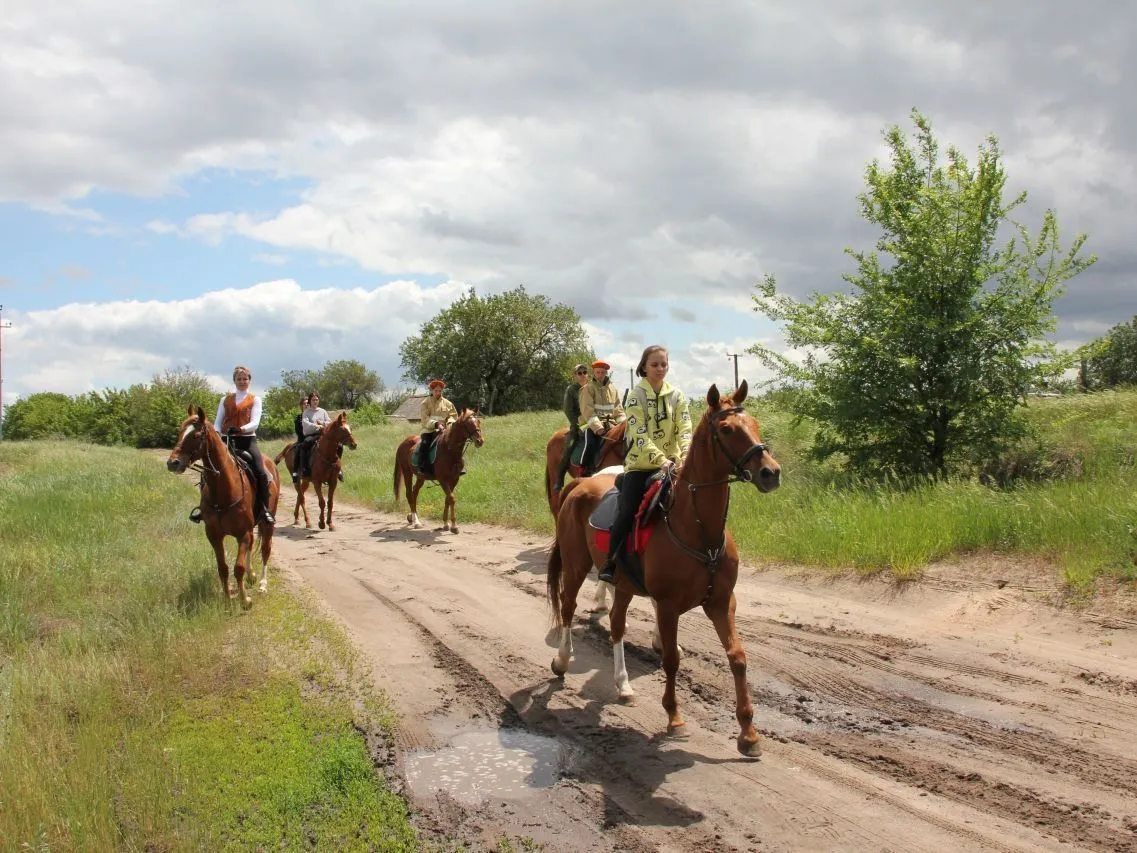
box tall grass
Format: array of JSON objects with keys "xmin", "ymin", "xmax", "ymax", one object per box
[
  {"xmin": 316, "ymin": 391, "xmax": 1137, "ymax": 588},
  {"xmin": 0, "ymin": 442, "xmax": 418, "ymax": 851}
]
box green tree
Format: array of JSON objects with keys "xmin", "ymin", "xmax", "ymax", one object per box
[
  {"xmin": 749, "ymin": 109, "xmax": 1096, "ymax": 479},
  {"xmin": 318, "ymin": 359, "xmax": 382, "ymax": 408},
  {"xmin": 3, "ymin": 393, "xmax": 82, "ymax": 440},
  {"xmin": 399, "ymin": 285, "xmax": 592, "ymax": 415},
  {"xmin": 1083, "ymin": 316, "xmax": 1137, "ymax": 389}
]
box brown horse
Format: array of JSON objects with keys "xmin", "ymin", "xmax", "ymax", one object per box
[
  {"xmin": 166, "ymin": 405, "xmax": 280, "ymax": 609},
  {"xmin": 273, "ymin": 412, "xmax": 358, "ymax": 530},
  {"xmin": 393, "ymin": 409, "xmax": 485, "ymax": 533},
  {"xmin": 543, "ymin": 421, "xmax": 628, "ymax": 515},
  {"xmin": 546, "ymin": 381, "xmax": 780, "ymax": 757}
]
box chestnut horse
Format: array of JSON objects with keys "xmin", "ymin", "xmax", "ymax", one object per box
[
  {"xmin": 393, "ymin": 409, "xmax": 485, "ymax": 532},
  {"xmin": 546, "ymin": 381, "xmax": 780, "ymax": 757},
  {"xmin": 543, "ymin": 421, "xmax": 628, "ymax": 515},
  {"xmin": 166, "ymin": 405, "xmax": 280, "ymax": 609},
  {"xmin": 273, "ymin": 412, "xmax": 358, "ymax": 530}
]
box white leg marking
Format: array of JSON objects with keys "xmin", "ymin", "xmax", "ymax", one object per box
[
  {"xmin": 650, "ymin": 599, "xmax": 683, "ymax": 659},
  {"xmin": 613, "ymin": 640, "xmax": 635, "ymax": 700},
  {"xmin": 591, "ymin": 578, "xmax": 612, "ymax": 614}
]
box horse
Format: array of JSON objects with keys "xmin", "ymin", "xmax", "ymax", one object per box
[
  {"xmin": 393, "ymin": 409, "xmax": 485, "ymax": 533},
  {"xmin": 545, "ymin": 381, "xmax": 780, "ymax": 757},
  {"xmin": 273, "ymin": 411, "xmax": 358, "ymax": 531},
  {"xmin": 543, "ymin": 421, "xmax": 628, "ymax": 515},
  {"xmin": 166, "ymin": 405, "xmax": 280, "ymax": 609}
]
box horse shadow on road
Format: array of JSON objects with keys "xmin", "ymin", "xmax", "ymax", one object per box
[{"xmin": 505, "ymin": 668, "xmax": 736, "ymax": 832}]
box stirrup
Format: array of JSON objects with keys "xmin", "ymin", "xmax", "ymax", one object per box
[
  {"xmin": 189, "ymin": 507, "xmax": 203, "ymax": 524},
  {"xmin": 597, "ymin": 559, "xmax": 617, "ymax": 584},
  {"xmin": 337, "ymin": 470, "xmax": 344, "ymax": 482},
  {"xmin": 262, "ymin": 509, "xmax": 275, "ymax": 525}
]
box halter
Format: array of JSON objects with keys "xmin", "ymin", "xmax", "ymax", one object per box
[
  {"xmin": 662, "ymin": 404, "xmax": 771, "ymax": 603},
  {"xmin": 184, "ymin": 424, "xmax": 246, "ymax": 513}
]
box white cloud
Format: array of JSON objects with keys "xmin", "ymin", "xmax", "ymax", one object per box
[{"xmin": 2, "ymin": 279, "xmax": 470, "ymax": 399}]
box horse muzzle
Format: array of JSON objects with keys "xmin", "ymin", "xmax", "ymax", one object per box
[
  {"xmin": 753, "ymin": 465, "xmax": 780, "ymax": 493},
  {"xmin": 166, "ymin": 457, "xmax": 186, "ymax": 474}
]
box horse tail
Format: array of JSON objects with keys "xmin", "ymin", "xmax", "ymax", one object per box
[
  {"xmin": 274, "ymin": 443, "xmax": 292, "ymax": 465},
  {"xmin": 547, "ymin": 536, "xmax": 565, "ymax": 628}
]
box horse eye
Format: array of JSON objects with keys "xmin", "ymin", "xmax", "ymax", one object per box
[{"xmin": 721, "ymin": 424, "xmax": 734, "ymax": 434}]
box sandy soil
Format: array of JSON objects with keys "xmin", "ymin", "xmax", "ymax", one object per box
[{"xmin": 265, "ymin": 499, "xmax": 1137, "ymax": 853}]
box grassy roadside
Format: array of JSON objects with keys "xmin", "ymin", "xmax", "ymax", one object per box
[
  {"xmin": 312, "ymin": 391, "xmax": 1137, "ymax": 589},
  {"xmin": 0, "ymin": 441, "xmax": 418, "ymax": 852}
]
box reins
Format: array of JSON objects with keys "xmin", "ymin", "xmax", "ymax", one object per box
[{"xmin": 661, "ymin": 405, "xmax": 769, "ymax": 604}]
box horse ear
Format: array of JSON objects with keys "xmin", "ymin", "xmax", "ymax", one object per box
[
  {"xmin": 735, "ymin": 379, "xmax": 748, "ymax": 405},
  {"xmin": 187, "ymin": 403, "xmax": 196, "ymax": 415},
  {"xmin": 195, "ymin": 405, "xmax": 205, "ymax": 422},
  {"xmin": 338, "ymin": 411, "xmax": 347, "ymax": 422},
  {"xmin": 707, "ymin": 384, "xmax": 720, "ymax": 409}
]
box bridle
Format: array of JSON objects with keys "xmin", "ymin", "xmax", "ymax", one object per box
[
  {"xmin": 176, "ymin": 420, "xmax": 246, "ymax": 513},
  {"xmin": 662, "ymin": 404, "xmax": 772, "ymax": 601}
]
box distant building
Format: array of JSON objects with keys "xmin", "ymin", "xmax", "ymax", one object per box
[{"xmin": 391, "ymin": 394, "xmax": 428, "ymax": 422}]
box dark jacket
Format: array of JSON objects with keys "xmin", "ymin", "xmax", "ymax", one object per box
[{"xmin": 562, "ymin": 382, "xmax": 582, "ymax": 433}]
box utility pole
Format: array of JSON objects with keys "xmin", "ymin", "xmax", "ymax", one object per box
[
  {"xmin": 726, "ymin": 352, "xmax": 740, "ymax": 391},
  {"xmin": 0, "ymin": 305, "xmax": 11, "ymax": 440}
]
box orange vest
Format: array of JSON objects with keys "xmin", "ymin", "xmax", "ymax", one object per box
[{"xmin": 221, "ymin": 393, "xmax": 256, "ymax": 431}]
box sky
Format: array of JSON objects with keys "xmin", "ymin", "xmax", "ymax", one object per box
[{"xmin": 1, "ymin": 1, "xmax": 1133, "ymax": 408}]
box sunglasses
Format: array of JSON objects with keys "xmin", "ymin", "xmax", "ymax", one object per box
[{"xmin": 576, "ymin": 370, "xmax": 588, "ymax": 375}]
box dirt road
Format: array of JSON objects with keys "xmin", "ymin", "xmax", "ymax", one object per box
[{"xmin": 268, "ymin": 500, "xmax": 1137, "ymax": 852}]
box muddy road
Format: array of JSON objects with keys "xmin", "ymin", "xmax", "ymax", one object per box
[{"xmin": 267, "ymin": 501, "xmax": 1137, "ymax": 852}]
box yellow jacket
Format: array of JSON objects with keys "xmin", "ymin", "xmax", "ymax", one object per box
[
  {"xmin": 420, "ymin": 395, "xmax": 458, "ymax": 430},
  {"xmin": 623, "ymin": 379, "xmax": 692, "ymax": 472},
  {"xmin": 579, "ymin": 377, "xmax": 626, "ymax": 433}
]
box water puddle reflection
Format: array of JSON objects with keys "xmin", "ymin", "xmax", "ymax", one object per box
[{"xmin": 404, "ymin": 728, "xmax": 572, "ymax": 805}]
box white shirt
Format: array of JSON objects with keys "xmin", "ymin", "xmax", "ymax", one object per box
[
  {"xmin": 302, "ymin": 406, "xmax": 330, "ymax": 436},
  {"xmin": 215, "ymin": 389, "xmax": 263, "ymax": 435}
]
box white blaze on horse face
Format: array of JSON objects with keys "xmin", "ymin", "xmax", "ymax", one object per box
[{"xmin": 180, "ymin": 424, "xmax": 196, "ymax": 442}]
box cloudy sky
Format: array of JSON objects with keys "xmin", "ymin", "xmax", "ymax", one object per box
[{"xmin": 1, "ymin": 1, "xmax": 1133, "ymax": 407}]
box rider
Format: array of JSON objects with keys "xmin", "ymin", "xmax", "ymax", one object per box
[
  {"xmin": 552, "ymin": 363, "xmax": 590, "ymax": 497},
  {"xmin": 290, "ymin": 393, "xmax": 309, "ymax": 482},
  {"xmin": 295, "ymin": 391, "xmax": 330, "ymax": 480},
  {"xmin": 597, "ymin": 345, "xmax": 691, "ymax": 584},
  {"xmin": 419, "ymin": 379, "xmax": 458, "ymax": 474},
  {"xmin": 201, "ymin": 365, "xmax": 275, "ymax": 525},
  {"xmin": 578, "ymin": 359, "xmax": 626, "ymax": 474}
]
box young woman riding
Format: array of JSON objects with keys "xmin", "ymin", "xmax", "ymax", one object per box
[
  {"xmin": 597, "ymin": 345, "xmax": 692, "ymax": 584},
  {"xmin": 212, "ymin": 365, "xmax": 275, "ymax": 526}
]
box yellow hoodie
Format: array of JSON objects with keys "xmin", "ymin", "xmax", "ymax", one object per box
[{"xmin": 623, "ymin": 378, "xmax": 692, "ymax": 472}]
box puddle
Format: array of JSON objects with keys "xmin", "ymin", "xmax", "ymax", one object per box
[{"xmin": 404, "ymin": 728, "xmax": 572, "ymax": 805}]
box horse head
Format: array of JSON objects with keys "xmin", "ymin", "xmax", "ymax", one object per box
[
  {"xmin": 701, "ymin": 380, "xmax": 781, "ymax": 493},
  {"xmin": 167, "ymin": 404, "xmax": 210, "ymax": 474},
  {"xmin": 328, "ymin": 411, "xmax": 358, "ymax": 451},
  {"xmin": 456, "ymin": 408, "xmax": 485, "ymax": 448}
]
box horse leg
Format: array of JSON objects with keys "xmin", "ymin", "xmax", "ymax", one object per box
[
  {"xmin": 656, "ymin": 603, "xmax": 686, "ymax": 735},
  {"xmin": 591, "ymin": 579, "xmax": 612, "ymax": 614},
  {"xmin": 408, "ymin": 478, "xmax": 425, "ymax": 529},
  {"xmin": 609, "ymin": 587, "xmax": 637, "ymax": 702},
  {"xmin": 446, "ymin": 486, "xmax": 458, "ymax": 534},
  {"xmin": 257, "ymin": 520, "xmax": 272, "ymax": 593},
  {"xmin": 325, "ymin": 480, "xmax": 336, "ymax": 531},
  {"xmin": 316, "ymin": 482, "xmax": 327, "ymax": 530},
  {"xmin": 208, "ymin": 532, "xmax": 234, "ymax": 601},
  {"xmin": 706, "ymin": 594, "xmax": 760, "ymax": 757},
  {"xmin": 650, "ymin": 598, "xmax": 684, "ymax": 660},
  {"xmin": 234, "ymin": 530, "xmax": 254, "ymax": 610},
  {"xmin": 550, "ymin": 537, "xmax": 590, "ymax": 678}
]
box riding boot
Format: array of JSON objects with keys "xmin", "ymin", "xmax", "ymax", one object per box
[
  {"xmin": 189, "ymin": 506, "xmax": 203, "ymax": 524},
  {"xmin": 291, "ymin": 447, "xmax": 301, "ymax": 482},
  {"xmin": 257, "ymin": 476, "xmax": 275, "ymax": 525},
  {"xmin": 597, "ymin": 551, "xmax": 619, "ymax": 584}
]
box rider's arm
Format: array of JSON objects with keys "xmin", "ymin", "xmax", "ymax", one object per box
[
  {"xmin": 673, "ymin": 391, "xmax": 693, "ymax": 465},
  {"xmin": 612, "ymin": 390, "xmax": 627, "ymax": 424},
  {"xmin": 420, "ymin": 398, "xmax": 433, "ymax": 429},
  {"xmin": 580, "ymin": 384, "xmax": 603, "ymax": 433},
  {"xmin": 562, "ymin": 384, "xmax": 577, "ymax": 426},
  {"xmin": 214, "ymin": 396, "xmax": 227, "ymax": 430},
  {"xmin": 243, "ymin": 396, "xmax": 263, "ymax": 434}
]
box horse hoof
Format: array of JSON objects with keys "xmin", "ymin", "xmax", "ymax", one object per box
[
  {"xmin": 414, "ymin": 522, "xmax": 424, "ymax": 530},
  {"xmin": 258, "ymin": 580, "xmax": 268, "ymax": 593},
  {"xmin": 551, "ymin": 658, "xmax": 567, "ymax": 678},
  {"xmin": 241, "ymin": 597, "xmax": 253, "ymax": 611},
  {"xmin": 328, "ymin": 523, "xmax": 335, "ymax": 531},
  {"xmin": 450, "ymin": 526, "xmax": 459, "ymax": 534},
  {"xmin": 666, "ymin": 723, "xmax": 689, "ymax": 739},
  {"xmin": 318, "ymin": 520, "xmax": 326, "ymax": 530},
  {"xmin": 406, "ymin": 514, "xmax": 414, "ymax": 524},
  {"xmin": 737, "ymin": 736, "xmax": 762, "ymax": 758},
  {"xmin": 589, "ymin": 604, "xmax": 610, "ymax": 615}
]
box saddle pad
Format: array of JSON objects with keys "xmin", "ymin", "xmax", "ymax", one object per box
[
  {"xmin": 411, "ymin": 438, "xmax": 440, "ymax": 468},
  {"xmin": 587, "ymin": 488, "xmax": 620, "ymax": 531}
]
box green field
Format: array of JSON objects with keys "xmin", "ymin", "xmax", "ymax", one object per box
[
  {"xmin": 0, "ymin": 442, "xmax": 420, "ymax": 852},
  {"xmin": 318, "ymin": 389, "xmax": 1137, "ymax": 589}
]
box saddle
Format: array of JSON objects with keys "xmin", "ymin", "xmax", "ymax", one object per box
[
  {"xmin": 588, "ymin": 471, "xmax": 671, "ymax": 593},
  {"xmin": 411, "ymin": 434, "xmax": 441, "ymax": 473}
]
